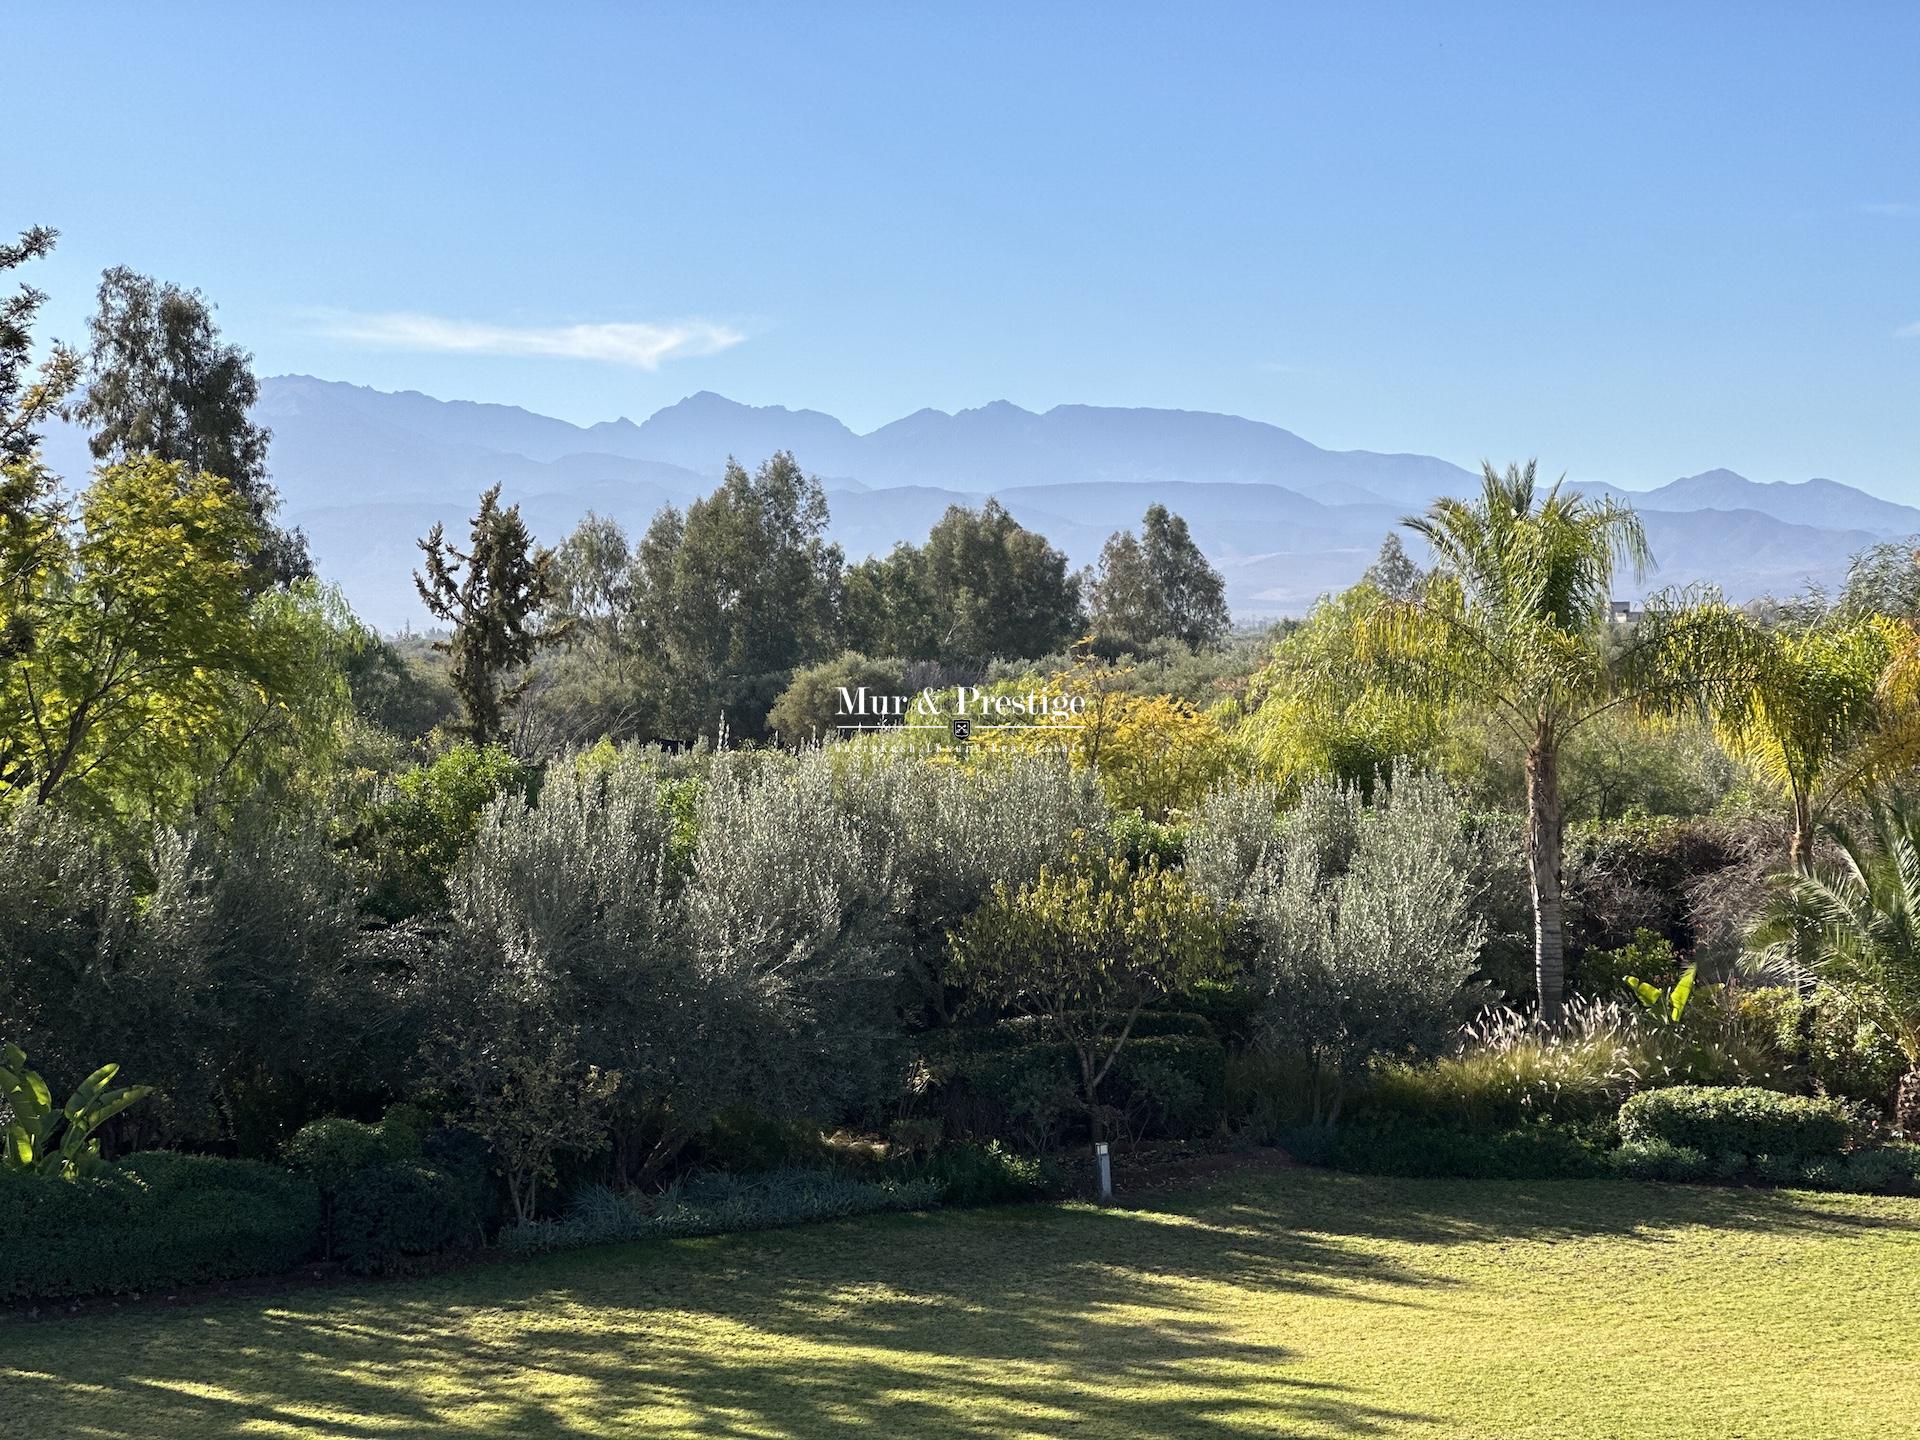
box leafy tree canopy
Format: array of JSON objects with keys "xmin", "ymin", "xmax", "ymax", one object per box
[
  {"xmin": 1089, "ymin": 504, "xmax": 1229, "ymax": 652},
  {"xmin": 0, "ymin": 457, "xmax": 346, "ymax": 822},
  {"xmin": 74, "ymin": 267, "xmax": 309, "ymax": 587}
]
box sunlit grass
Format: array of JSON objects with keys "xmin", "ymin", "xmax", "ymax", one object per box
[{"xmin": 3, "ymin": 1168, "xmax": 1916, "ymax": 1438}]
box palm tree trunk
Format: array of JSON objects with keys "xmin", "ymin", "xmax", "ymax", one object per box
[
  {"xmin": 1788, "ymin": 789, "xmax": 1818, "ymax": 987},
  {"xmin": 1525, "ymin": 723, "xmax": 1567, "ymax": 1024},
  {"xmin": 1896, "ymin": 1066, "xmax": 1920, "ymax": 1138},
  {"xmin": 1790, "ymin": 790, "xmax": 1815, "ymax": 874}
]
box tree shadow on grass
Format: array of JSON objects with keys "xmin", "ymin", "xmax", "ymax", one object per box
[
  {"xmin": 5, "ymin": 1170, "xmax": 1916, "ymax": 1440},
  {"xmin": 1181, "ymin": 1168, "xmax": 1920, "ymax": 1251}
]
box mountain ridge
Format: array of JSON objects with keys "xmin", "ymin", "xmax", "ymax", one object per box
[{"xmin": 36, "ymin": 377, "xmax": 1920, "ymax": 631}]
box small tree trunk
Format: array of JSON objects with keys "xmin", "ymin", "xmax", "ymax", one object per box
[
  {"xmin": 1077, "ymin": 1044, "xmax": 1104, "ymax": 1145},
  {"xmin": 1525, "ymin": 722, "xmax": 1567, "ymax": 1025}
]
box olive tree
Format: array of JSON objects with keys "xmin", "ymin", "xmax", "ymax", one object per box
[
  {"xmin": 832, "ymin": 748, "xmax": 1113, "ymax": 1020},
  {"xmin": 1186, "ymin": 772, "xmax": 1488, "ymax": 1123},
  {"xmin": 678, "ymin": 747, "xmax": 905, "ymax": 1123},
  {"xmin": 423, "ymin": 744, "xmax": 911, "ymax": 1202},
  {"xmin": 421, "ymin": 749, "xmax": 689, "ymax": 1201}
]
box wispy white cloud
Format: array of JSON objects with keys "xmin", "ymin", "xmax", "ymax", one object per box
[
  {"xmin": 311, "ymin": 310, "xmax": 745, "ymax": 368},
  {"xmin": 1897, "ymin": 320, "xmax": 1920, "ymax": 339}
]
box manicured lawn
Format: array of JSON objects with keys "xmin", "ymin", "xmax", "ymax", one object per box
[{"xmin": 4, "ymin": 1167, "xmax": 1917, "ymax": 1439}]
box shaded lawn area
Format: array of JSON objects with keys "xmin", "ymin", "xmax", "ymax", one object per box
[{"xmin": 4, "ymin": 1169, "xmax": 1918, "ymax": 1439}]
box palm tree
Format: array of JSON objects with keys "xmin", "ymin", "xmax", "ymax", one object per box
[
  {"xmin": 1714, "ymin": 615, "xmax": 1918, "ymax": 873},
  {"xmin": 1348, "ymin": 461, "xmax": 1757, "ymax": 1021},
  {"xmin": 1751, "ymin": 792, "xmax": 1920, "ymax": 1132}
]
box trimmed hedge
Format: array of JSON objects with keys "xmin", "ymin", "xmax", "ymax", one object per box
[
  {"xmin": 1161, "ymin": 981, "xmax": 1264, "ymax": 1048},
  {"xmin": 333, "ymin": 1162, "xmax": 474, "ymax": 1274},
  {"xmin": 0, "ymin": 1153, "xmax": 319, "ymax": 1302},
  {"xmin": 1617, "ymin": 1085, "xmax": 1854, "ymax": 1161},
  {"xmin": 1612, "ymin": 1138, "xmax": 1920, "ymax": 1192},
  {"xmin": 1293, "ymin": 1120, "xmax": 1611, "ymax": 1180}
]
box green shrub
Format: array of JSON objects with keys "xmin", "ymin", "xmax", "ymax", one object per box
[
  {"xmin": 1617, "ymin": 1085, "xmax": 1854, "ymax": 1161},
  {"xmin": 941, "ymin": 1039, "xmax": 1079, "ymax": 1150},
  {"xmin": 332, "ymin": 1162, "xmax": 473, "ymax": 1274},
  {"xmin": 1164, "ymin": 980, "xmax": 1263, "ymax": 1047},
  {"xmin": 1635, "ymin": 1146, "xmax": 1920, "ymax": 1194},
  {"xmin": 1795, "ymin": 1156, "xmax": 1850, "ymax": 1191},
  {"xmin": 1612, "ymin": 1139, "xmax": 1711, "ymax": 1182},
  {"xmin": 1112, "ymin": 1035, "xmax": 1227, "ymax": 1139},
  {"xmin": 1303, "ymin": 1119, "xmax": 1610, "ymax": 1180},
  {"xmin": 1109, "ymin": 809, "xmax": 1186, "ymax": 868},
  {"xmin": 1225, "ymin": 1046, "xmax": 1320, "ymax": 1141},
  {"xmin": 0, "ymin": 1153, "xmax": 319, "ymax": 1302},
  {"xmin": 1574, "ymin": 928, "xmax": 1681, "ymax": 1000},
  {"xmin": 423, "ymin": 1125, "xmax": 506, "ymax": 1235},
  {"xmin": 696, "ymin": 1106, "xmax": 831, "ymax": 1173},
  {"xmin": 908, "ymin": 1141, "xmax": 1062, "ymax": 1206},
  {"xmin": 1838, "ymin": 1145, "xmax": 1920, "ymax": 1194},
  {"xmin": 283, "ymin": 1112, "xmax": 422, "ymax": 1199},
  {"xmin": 1751, "ymin": 1152, "xmax": 1805, "ymax": 1186},
  {"xmin": 1124, "ymin": 1012, "xmax": 1218, "ymax": 1042},
  {"xmin": 1735, "ymin": 987, "xmax": 1907, "ymax": 1108}
]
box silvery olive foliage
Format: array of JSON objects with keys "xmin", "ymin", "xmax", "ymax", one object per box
[
  {"xmin": 1186, "ymin": 771, "xmax": 1488, "ymax": 1121},
  {"xmin": 423, "ymin": 744, "xmax": 920, "ymax": 1193},
  {"xmin": 0, "ymin": 804, "xmax": 135, "ymax": 1086},
  {"xmin": 0, "ymin": 800, "xmax": 383, "ymax": 1151},
  {"xmin": 1180, "ymin": 774, "xmax": 1288, "ymax": 902},
  {"xmin": 678, "ymin": 746, "xmax": 905, "ymax": 1122},
  {"xmin": 832, "ymin": 747, "xmax": 1113, "ymax": 1015},
  {"xmin": 423, "ymin": 748, "xmax": 692, "ymax": 1194}
]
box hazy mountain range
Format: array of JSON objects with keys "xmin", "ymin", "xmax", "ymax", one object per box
[{"xmin": 39, "ymin": 377, "xmax": 1920, "ymax": 631}]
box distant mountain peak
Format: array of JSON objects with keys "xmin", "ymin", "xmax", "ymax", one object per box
[
  {"xmin": 653, "ymin": 390, "xmax": 850, "ymax": 424},
  {"xmin": 229, "ymin": 375, "xmax": 1918, "ymax": 631}
]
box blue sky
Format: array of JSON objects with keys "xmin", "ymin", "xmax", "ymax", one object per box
[{"xmin": 13, "ymin": 4, "xmax": 1920, "ymax": 498}]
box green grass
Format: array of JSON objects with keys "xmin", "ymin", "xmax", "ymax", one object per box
[{"xmin": 4, "ymin": 1168, "xmax": 1917, "ymax": 1438}]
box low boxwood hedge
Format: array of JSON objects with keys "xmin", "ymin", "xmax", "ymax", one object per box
[
  {"xmin": 1617, "ymin": 1085, "xmax": 1854, "ymax": 1161},
  {"xmin": 1291, "ymin": 1119, "xmax": 1612, "ymax": 1180},
  {"xmin": 0, "ymin": 1153, "xmax": 320, "ymax": 1302},
  {"xmin": 1612, "ymin": 1137, "xmax": 1920, "ymax": 1192}
]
